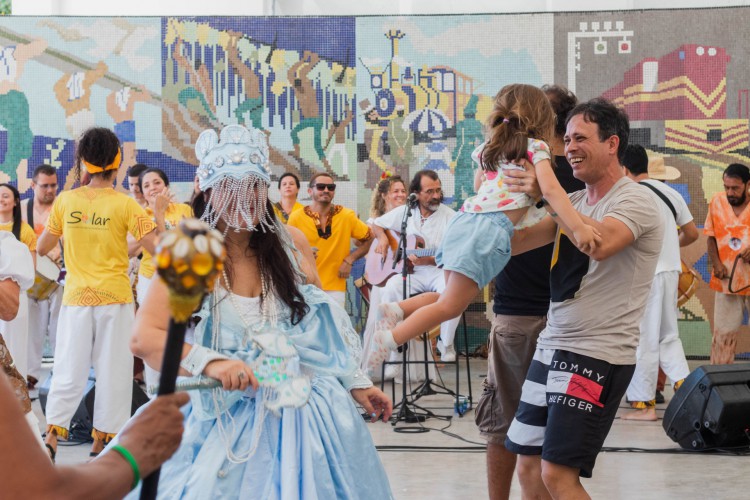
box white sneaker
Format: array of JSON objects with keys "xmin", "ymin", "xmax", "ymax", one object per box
[{"xmin": 441, "ymin": 344, "xmax": 456, "ymax": 362}]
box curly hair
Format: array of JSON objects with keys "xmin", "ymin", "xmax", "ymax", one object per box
[
  {"xmin": 74, "ymin": 127, "xmax": 121, "ymax": 184},
  {"xmin": 369, "ymin": 175, "xmax": 405, "ymax": 218},
  {"xmin": 481, "ymin": 84, "xmax": 556, "ymax": 172}
]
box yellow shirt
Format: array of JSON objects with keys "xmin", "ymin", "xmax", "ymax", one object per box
[
  {"xmin": 0, "ymin": 221, "xmax": 37, "ymax": 253},
  {"xmin": 272, "ymin": 201, "xmax": 303, "ymax": 224},
  {"xmin": 288, "ymin": 205, "xmax": 371, "ymax": 292},
  {"xmin": 47, "ymin": 187, "xmax": 156, "ymax": 306},
  {"xmin": 139, "ymin": 203, "xmax": 194, "ymax": 279}
]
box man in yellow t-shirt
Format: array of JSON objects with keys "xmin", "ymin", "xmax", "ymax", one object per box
[
  {"xmin": 37, "ymin": 128, "xmax": 157, "ymax": 459},
  {"xmin": 288, "ymin": 173, "xmax": 371, "ymax": 307}
]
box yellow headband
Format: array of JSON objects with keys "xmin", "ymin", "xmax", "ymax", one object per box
[{"xmin": 83, "ymin": 149, "xmax": 121, "ymax": 174}]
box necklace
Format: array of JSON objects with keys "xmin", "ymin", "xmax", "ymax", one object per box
[{"xmin": 221, "ymin": 267, "xmax": 276, "ymax": 332}]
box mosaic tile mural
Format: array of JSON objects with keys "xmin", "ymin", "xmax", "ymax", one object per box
[{"xmin": 2, "ymin": 8, "xmax": 750, "ymax": 357}]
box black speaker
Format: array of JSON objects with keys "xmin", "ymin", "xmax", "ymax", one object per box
[
  {"xmin": 662, "ymin": 364, "xmax": 750, "ymax": 450},
  {"xmin": 38, "ymin": 369, "xmax": 149, "ymax": 440}
]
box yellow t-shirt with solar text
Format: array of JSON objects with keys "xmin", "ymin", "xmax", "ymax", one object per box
[{"xmin": 47, "ymin": 187, "xmax": 156, "ymax": 306}]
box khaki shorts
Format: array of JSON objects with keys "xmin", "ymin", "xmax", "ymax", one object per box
[{"xmin": 475, "ymin": 314, "xmax": 546, "ymax": 444}]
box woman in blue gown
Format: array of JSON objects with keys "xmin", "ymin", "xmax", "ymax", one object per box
[{"xmin": 121, "ymin": 124, "xmax": 394, "ymax": 499}]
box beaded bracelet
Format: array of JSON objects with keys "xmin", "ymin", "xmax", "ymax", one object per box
[{"xmin": 112, "ymin": 444, "xmax": 141, "ymax": 491}]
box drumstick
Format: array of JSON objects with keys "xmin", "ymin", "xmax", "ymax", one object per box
[{"xmin": 139, "ymin": 219, "xmax": 225, "ymax": 500}]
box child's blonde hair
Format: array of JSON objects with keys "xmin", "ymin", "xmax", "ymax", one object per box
[{"xmin": 481, "ymin": 84, "xmax": 556, "ymax": 172}]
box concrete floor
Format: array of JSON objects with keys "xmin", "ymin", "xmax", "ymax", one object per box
[{"xmin": 30, "ymin": 359, "xmax": 750, "ymax": 499}]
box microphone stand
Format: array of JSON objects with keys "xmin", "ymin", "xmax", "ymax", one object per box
[{"xmin": 391, "ymin": 200, "xmax": 433, "ymax": 432}]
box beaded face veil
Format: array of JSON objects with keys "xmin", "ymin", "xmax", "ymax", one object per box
[{"xmin": 195, "ymin": 124, "xmax": 274, "ymax": 233}]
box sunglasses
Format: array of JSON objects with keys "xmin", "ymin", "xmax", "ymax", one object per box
[{"xmin": 314, "ymin": 183, "xmax": 337, "ymax": 192}]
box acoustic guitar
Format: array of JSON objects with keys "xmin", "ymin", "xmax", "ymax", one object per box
[{"xmin": 364, "ymin": 229, "xmax": 437, "ymax": 287}]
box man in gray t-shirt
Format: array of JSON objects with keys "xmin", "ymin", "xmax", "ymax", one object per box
[{"xmin": 501, "ymin": 98, "xmax": 663, "ymax": 499}]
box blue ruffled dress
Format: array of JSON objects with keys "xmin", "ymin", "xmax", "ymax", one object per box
[{"xmin": 121, "ymin": 284, "xmax": 393, "ymax": 499}]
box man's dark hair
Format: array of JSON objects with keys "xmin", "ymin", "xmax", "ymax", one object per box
[
  {"xmin": 127, "ymin": 163, "xmax": 149, "ymax": 179},
  {"xmin": 409, "ymin": 169, "xmax": 440, "ymax": 194},
  {"xmin": 32, "ymin": 164, "xmax": 56, "ymax": 180},
  {"xmin": 542, "ymin": 84, "xmax": 578, "ymax": 138},
  {"xmin": 567, "ymin": 98, "xmax": 630, "ymax": 161},
  {"xmin": 724, "ymin": 163, "xmax": 750, "ymax": 183},
  {"xmin": 278, "ymin": 172, "xmax": 300, "ymax": 189},
  {"xmin": 308, "ymin": 171, "xmax": 334, "ymax": 188},
  {"xmin": 621, "ymin": 144, "xmax": 649, "ymax": 176},
  {"xmin": 75, "ymin": 127, "xmax": 121, "ymax": 181}
]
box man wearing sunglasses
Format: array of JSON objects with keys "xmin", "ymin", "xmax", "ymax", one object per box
[{"xmin": 288, "ymin": 172, "xmax": 372, "ymax": 307}]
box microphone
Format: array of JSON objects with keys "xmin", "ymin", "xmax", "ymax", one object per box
[{"xmin": 407, "ymin": 193, "xmax": 418, "ymax": 206}]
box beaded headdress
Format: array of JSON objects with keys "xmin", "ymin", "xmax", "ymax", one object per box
[{"xmin": 195, "ymin": 124, "xmax": 274, "ymax": 232}]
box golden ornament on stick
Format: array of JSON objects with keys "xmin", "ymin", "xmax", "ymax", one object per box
[{"xmin": 155, "ymin": 219, "xmax": 225, "ymax": 322}]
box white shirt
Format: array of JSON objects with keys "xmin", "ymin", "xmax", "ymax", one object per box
[
  {"xmin": 373, "ymin": 203, "xmax": 456, "ymax": 253},
  {"xmin": 0, "ymin": 232, "xmax": 35, "ymax": 291},
  {"xmin": 641, "ymin": 179, "xmax": 694, "ymax": 274}
]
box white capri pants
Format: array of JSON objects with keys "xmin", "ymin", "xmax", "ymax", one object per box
[{"xmin": 45, "ymin": 303, "xmax": 135, "ymax": 435}]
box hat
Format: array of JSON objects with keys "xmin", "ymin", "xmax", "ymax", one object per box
[
  {"xmin": 648, "ymin": 157, "xmax": 681, "ymax": 181},
  {"xmin": 195, "ymin": 124, "xmax": 271, "ymax": 191}
]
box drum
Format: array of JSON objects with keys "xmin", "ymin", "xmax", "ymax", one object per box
[
  {"xmin": 27, "ymin": 256, "xmax": 61, "ymax": 301},
  {"xmin": 677, "ymin": 260, "xmax": 700, "ymax": 307}
]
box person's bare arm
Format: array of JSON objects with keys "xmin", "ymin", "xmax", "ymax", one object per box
[
  {"xmin": 131, "ymin": 277, "xmax": 257, "ymax": 390},
  {"xmin": 571, "ymin": 214, "xmax": 636, "ymax": 261},
  {"xmin": 127, "ymin": 233, "xmax": 143, "ymax": 258},
  {"xmin": 37, "ymin": 229, "xmax": 61, "ymax": 257},
  {"xmin": 0, "ymin": 278, "xmax": 20, "ymax": 321},
  {"xmin": 370, "ymin": 224, "xmax": 391, "ymax": 256},
  {"xmin": 339, "ymin": 233, "xmax": 373, "ymax": 280},
  {"xmin": 0, "ymin": 370, "xmax": 189, "ymax": 500},
  {"xmin": 708, "ymin": 235, "xmax": 728, "ymax": 279},
  {"xmin": 137, "ymin": 229, "xmax": 157, "ymax": 256},
  {"xmin": 286, "ymin": 225, "xmax": 322, "ymax": 288},
  {"xmin": 536, "ymin": 160, "xmax": 600, "ymax": 252},
  {"xmin": 510, "ymin": 215, "xmax": 558, "ymax": 255},
  {"xmin": 679, "ymin": 220, "xmax": 699, "ymax": 247}
]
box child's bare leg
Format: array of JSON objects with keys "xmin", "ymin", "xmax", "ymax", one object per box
[
  {"xmin": 391, "ymin": 271, "xmax": 478, "ymax": 345},
  {"xmin": 397, "ymin": 292, "xmax": 441, "ymax": 317},
  {"xmin": 365, "ymin": 272, "xmax": 478, "ymax": 375}
]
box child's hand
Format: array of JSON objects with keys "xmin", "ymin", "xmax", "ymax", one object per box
[{"xmin": 573, "ymin": 224, "xmax": 601, "ymax": 254}]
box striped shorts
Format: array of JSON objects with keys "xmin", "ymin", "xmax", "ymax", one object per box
[{"xmin": 504, "ymin": 348, "xmax": 634, "ymax": 478}]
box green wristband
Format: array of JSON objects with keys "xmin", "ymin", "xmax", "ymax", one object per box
[{"xmin": 112, "ymin": 444, "xmax": 141, "ymax": 491}]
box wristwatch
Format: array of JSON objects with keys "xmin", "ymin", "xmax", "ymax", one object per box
[{"xmin": 535, "ymin": 198, "xmax": 548, "ymax": 209}]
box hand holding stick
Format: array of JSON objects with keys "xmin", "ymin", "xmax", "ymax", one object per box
[{"xmin": 140, "ymin": 219, "xmax": 225, "ymax": 500}]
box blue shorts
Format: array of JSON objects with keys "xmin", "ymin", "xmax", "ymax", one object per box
[{"xmin": 436, "ymin": 210, "xmax": 513, "ymax": 288}]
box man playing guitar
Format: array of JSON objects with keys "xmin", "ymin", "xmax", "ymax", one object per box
[{"xmin": 369, "ymin": 170, "xmax": 459, "ymax": 361}]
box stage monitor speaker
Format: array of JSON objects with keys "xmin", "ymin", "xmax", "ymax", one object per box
[
  {"xmin": 662, "ymin": 364, "xmax": 750, "ymax": 450},
  {"xmin": 38, "ymin": 369, "xmax": 149, "ymax": 439}
]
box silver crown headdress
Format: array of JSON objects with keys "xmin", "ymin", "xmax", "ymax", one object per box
[{"xmin": 195, "ymin": 124, "xmax": 274, "ymax": 232}]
